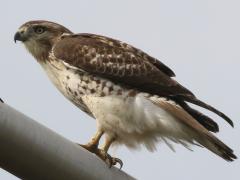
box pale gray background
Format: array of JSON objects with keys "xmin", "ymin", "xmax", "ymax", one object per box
[{"xmin": 0, "ymin": 0, "xmax": 239, "ymax": 179}]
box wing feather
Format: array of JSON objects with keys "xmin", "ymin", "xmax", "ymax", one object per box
[{"xmin": 52, "ymin": 33, "xmax": 193, "ymax": 97}]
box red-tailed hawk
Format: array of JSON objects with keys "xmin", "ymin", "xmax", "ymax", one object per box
[{"xmin": 14, "ymin": 20, "xmax": 236, "ymax": 167}]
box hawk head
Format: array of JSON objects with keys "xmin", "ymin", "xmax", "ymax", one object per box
[{"xmin": 14, "ymin": 20, "xmax": 72, "ymax": 61}]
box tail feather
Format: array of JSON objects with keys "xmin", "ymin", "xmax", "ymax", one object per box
[
  {"xmin": 199, "ymin": 133, "xmax": 237, "ymax": 161},
  {"xmin": 150, "ymin": 97, "xmax": 237, "ymax": 161},
  {"xmin": 178, "ymin": 96, "xmax": 234, "ymax": 127}
]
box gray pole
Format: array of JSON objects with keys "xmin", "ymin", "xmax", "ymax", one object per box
[{"xmin": 0, "ymin": 102, "xmax": 135, "ymax": 180}]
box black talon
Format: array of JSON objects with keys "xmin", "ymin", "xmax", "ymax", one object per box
[
  {"xmin": 113, "ymin": 158, "xmax": 123, "ymax": 169},
  {"xmin": 117, "ymin": 158, "xmax": 123, "ymax": 169},
  {"xmin": 106, "ymin": 156, "xmax": 123, "ymax": 169}
]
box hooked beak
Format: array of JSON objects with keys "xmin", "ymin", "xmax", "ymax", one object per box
[{"xmin": 14, "ymin": 31, "xmax": 27, "ymax": 43}]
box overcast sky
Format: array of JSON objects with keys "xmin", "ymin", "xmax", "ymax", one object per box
[{"xmin": 1, "ymin": 0, "xmax": 239, "ymax": 179}]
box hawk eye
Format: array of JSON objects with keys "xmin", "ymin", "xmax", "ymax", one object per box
[{"xmin": 34, "ymin": 26, "xmax": 45, "ymax": 34}]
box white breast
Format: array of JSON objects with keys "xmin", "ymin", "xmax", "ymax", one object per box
[
  {"xmin": 39, "ymin": 60, "xmax": 83, "ymax": 103},
  {"xmin": 40, "ymin": 61, "xmax": 62, "ymax": 89}
]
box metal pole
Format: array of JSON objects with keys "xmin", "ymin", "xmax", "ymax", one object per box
[{"xmin": 0, "ymin": 102, "xmax": 135, "ymax": 180}]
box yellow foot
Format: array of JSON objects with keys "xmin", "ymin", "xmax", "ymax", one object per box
[
  {"xmin": 78, "ymin": 143, "xmax": 98, "ymax": 153},
  {"xmin": 95, "ymin": 149, "xmax": 123, "ymax": 169},
  {"xmin": 78, "ymin": 143, "xmax": 123, "ymax": 169}
]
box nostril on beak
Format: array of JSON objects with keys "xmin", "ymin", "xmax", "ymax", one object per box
[{"xmin": 20, "ymin": 30, "xmax": 24, "ymax": 34}]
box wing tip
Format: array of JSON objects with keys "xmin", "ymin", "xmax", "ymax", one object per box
[
  {"xmin": 181, "ymin": 96, "xmax": 234, "ymax": 128},
  {"xmin": 220, "ymin": 112, "xmax": 234, "ymax": 127},
  {"xmin": 174, "ymin": 99, "xmax": 220, "ymax": 133}
]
